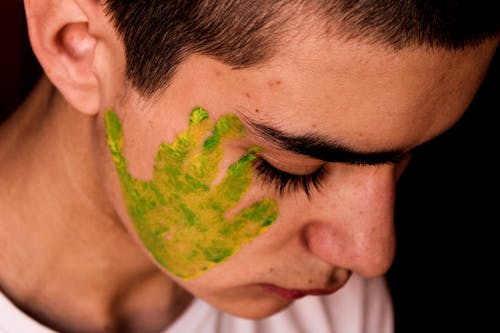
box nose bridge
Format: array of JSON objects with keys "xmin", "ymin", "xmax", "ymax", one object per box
[
  {"xmin": 305, "ymin": 164, "xmax": 397, "ymax": 277},
  {"xmin": 346, "ymin": 164, "xmax": 397, "ymax": 217}
]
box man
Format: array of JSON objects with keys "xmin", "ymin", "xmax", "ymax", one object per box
[{"xmin": 0, "ymin": 0, "xmax": 498, "ymax": 332}]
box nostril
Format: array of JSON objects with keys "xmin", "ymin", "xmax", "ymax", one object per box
[{"xmin": 327, "ymin": 268, "xmax": 352, "ymax": 289}]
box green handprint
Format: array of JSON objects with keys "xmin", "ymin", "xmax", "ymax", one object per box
[{"xmin": 105, "ymin": 107, "xmax": 279, "ymax": 279}]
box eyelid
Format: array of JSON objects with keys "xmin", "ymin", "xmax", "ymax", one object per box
[
  {"xmin": 256, "ymin": 149, "xmax": 326, "ymax": 174},
  {"xmin": 252, "ymin": 156, "xmax": 327, "ymax": 198}
]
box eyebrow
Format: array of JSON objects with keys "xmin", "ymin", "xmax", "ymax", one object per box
[{"xmin": 242, "ymin": 118, "xmax": 407, "ymax": 165}]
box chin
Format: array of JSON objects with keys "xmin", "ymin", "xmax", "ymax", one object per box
[{"xmin": 216, "ymin": 297, "xmax": 292, "ymax": 320}]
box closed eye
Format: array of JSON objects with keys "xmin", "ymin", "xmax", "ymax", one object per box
[{"xmin": 253, "ymin": 156, "xmax": 327, "ymax": 199}]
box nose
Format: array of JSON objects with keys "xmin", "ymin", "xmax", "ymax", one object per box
[{"xmin": 303, "ymin": 164, "xmax": 397, "ymax": 278}]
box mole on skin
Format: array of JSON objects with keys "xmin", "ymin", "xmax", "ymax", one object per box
[{"xmin": 105, "ymin": 107, "xmax": 279, "ymax": 279}]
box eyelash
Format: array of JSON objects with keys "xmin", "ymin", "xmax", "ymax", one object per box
[{"xmin": 253, "ymin": 157, "xmax": 327, "ymax": 198}]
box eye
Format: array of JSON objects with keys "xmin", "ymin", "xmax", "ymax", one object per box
[{"xmin": 253, "ymin": 156, "xmax": 327, "ymax": 198}]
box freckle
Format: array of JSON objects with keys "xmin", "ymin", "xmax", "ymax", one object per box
[
  {"xmin": 268, "ymin": 80, "xmax": 282, "ymax": 87},
  {"xmin": 214, "ymin": 70, "xmax": 221, "ymax": 77},
  {"xmin": 245, "ymin": 92, "xmax": 252, "ymax": 98},
  {"xmin": 438, "ymin": 71, "xmax": 448, "ymax": 83},
  {"xmin": 312, "ymin": 124, "xmax": 317, "ymax": 129},
  {"xmin": 255, "ymin": 108, "xmax": 260, "ymax": 113},
  {"xmin": 308, "ymin": 279, "xmax": 313, "ymax": 285}
]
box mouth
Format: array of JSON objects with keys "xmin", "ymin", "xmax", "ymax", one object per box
[{"xmin": 259, "ymin": 283, "xmax": 344, "ymax": 300}]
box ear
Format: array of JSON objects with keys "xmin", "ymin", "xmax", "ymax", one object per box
[{"xmin": 24, "ymin": 0, "xmax": 107, "ymax": 115}]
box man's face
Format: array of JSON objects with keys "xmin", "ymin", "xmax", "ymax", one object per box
[{"xmin": 101, "ymin": 29, "xmax": 497, "ymax": 318}]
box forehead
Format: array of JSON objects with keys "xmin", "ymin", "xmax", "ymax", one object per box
[
  {"xmin": 153, "ymin": 33, "xmax": 497, "ymax": 155},
  {"xmin": 227, "ymin": 35, "xmax": 497, "ymax": 151}
]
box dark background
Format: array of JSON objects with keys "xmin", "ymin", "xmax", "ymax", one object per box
[
  {"xmin": 0, "ymin": 0, "xmax": 42, "ymax": 120},
  {"xmin": 388, "ymin": 47, "xmax": 499, "ymax": 332},
  {"xmin": 2, "ymin": 1, "xmax": 498, "ymax": 332}
]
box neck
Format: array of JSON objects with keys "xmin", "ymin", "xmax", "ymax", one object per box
[{"xmin": 0, "ymin": 76, "xmax": 192, "ymax": 333}]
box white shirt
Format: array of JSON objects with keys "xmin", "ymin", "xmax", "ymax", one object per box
[{"xmin": 0, "ymin": 274, "xmax": 393, "ymax": 333}]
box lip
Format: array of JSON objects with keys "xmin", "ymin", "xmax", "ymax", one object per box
[{"xmin": 260, "ymin": 284, "xmax": 340, "ymax": 300}]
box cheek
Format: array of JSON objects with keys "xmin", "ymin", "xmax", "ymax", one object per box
[{"xmin": 104, "ymin": 107, "xmax": 279, "ymax": 280}]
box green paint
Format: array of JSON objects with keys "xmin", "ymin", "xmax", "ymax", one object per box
[{"xmin": 105, "ymin": 107, "xmax": 279, "ymax": 279}]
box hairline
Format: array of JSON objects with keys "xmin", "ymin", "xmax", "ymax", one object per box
[{"xmin": 102, "ymin": 1, "xmax": 500, "ymax": 97}]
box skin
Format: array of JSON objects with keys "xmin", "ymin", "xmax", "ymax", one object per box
[
  {"xmin": 0, "ymin": 1, "xmax": 498, "ymax": 332},
  {"xmin": 105, "ymin": 107, "xmax": 278, "ymax": 279}
]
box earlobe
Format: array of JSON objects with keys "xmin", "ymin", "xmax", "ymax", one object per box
[{"xmin": 24, "ymin": 0, "xmax": 101, "ymax": 115}]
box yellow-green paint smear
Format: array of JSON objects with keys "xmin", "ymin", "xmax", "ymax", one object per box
[{"xmin": 105, "ymin": 107, "xmax": 279, "ymax": 279}]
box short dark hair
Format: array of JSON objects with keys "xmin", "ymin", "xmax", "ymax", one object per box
[{"xmin": 103, "ymin": 0, "xmax": 499, "ymax": 96}]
